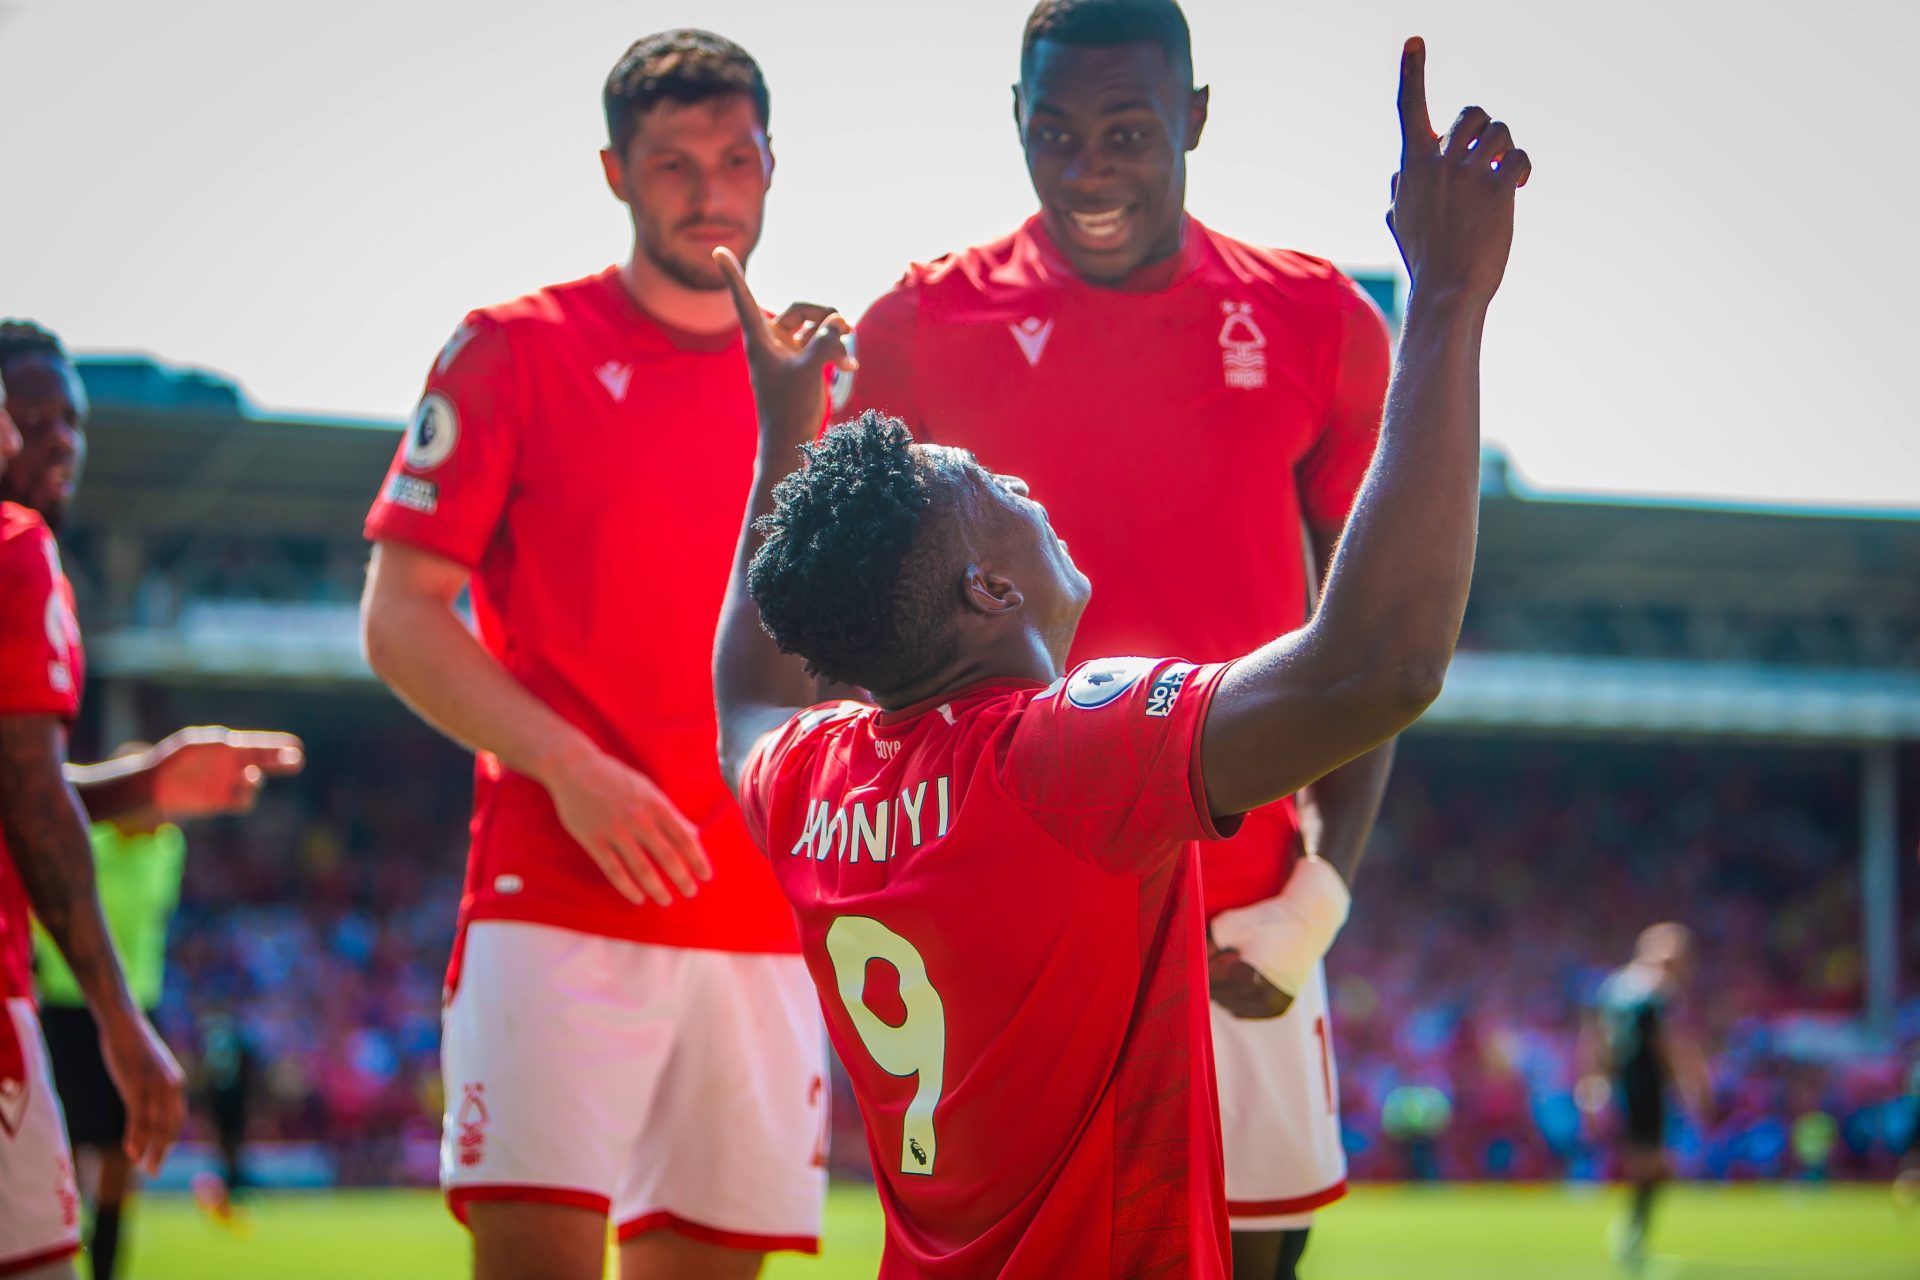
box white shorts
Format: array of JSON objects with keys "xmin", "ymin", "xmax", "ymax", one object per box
[
  {"xmin": 441, "ymin": 921, "xmax": 827, "ymax": 1253},
  {"xmin": 1211, "ymin": 963, "xmax": 1347, "ymax": 1231},
  {"xmin": 0, "ymin": 998, "xmax": 81, "ymax": 1276}
]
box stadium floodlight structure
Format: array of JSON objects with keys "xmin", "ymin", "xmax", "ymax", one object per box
[{"xmin": 60, "ymin": 355, "xmax": 1920, "ymax": 1043}]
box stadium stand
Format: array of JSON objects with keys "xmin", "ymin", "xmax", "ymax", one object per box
[{"xmin": 52, "ymin": 354, "xmax": 1920, "ymax": 1187}]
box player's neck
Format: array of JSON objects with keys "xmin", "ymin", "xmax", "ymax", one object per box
[
  {"xmin": 620, "ymin": 252, "xmax": 738, "ymax": 337},
  {"xmin": 869, "ymin": 635, "xmax": 1059, "ymax": 712}
]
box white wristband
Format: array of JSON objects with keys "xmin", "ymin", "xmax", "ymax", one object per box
[{"xmin": 1208, "ymin": 856, "xmax": 1352, "ymax": 997}]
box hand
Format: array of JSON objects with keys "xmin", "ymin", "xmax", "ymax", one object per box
[
  {"xmin": 97, "ymin": 1007, "xmax": 186, "ymax": 1175},
  {"xmin": 149, "ymin": 727, "xmax": 305, "ymax": 819},
  {"xmin": 546, "ymin": 745, "xmax": 712, "ymax": 906},
  {"xmin": 712, "ymin": 246, "xmax": 857, "ymax": 452},
  {"xmin": 1387, "ymin": 37, "xmax": 1530, "ymax": 304},
  {"xmin": 1208, "ymin": 935, "xmax": 1296, "ymax": 1020}
]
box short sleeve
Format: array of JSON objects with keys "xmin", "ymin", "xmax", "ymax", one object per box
[
  {"xmin": 1001, "ymin": 657, "xmax": 1240, "ymax": 877},
  {"xmin": 1297, "ymin": 281, "xmax": 1391, "ymax": 531},
  {"xmin": 363, "ymin": 314, "xmax": 522, "ymax": 568},
  {"xmin": 738, "ymin": 701, "xmax": 868, "ymax": 854},
  {"xmin": 0, "ymin": 521, "xmax": 80, "ymax": 718},
  {"xmin": 829, "ymin": 277, "xmax": 923, "ymax": 434}
]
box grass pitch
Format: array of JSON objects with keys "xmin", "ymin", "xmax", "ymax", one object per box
[{"xmin": 120, "ymin": 1182, "xmax": 1913, "ymax": 1279}]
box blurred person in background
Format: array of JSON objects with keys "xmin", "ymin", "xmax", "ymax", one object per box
[
  {"xmin": 360, "ymin": 32, "xmax": 827, "ymax": 1280},
  {"xmin": 186, "ymin": 1002, "xmax": 260, "ymax": 1233},
  {"xmin": 1581, "ymin": 922, "xmax": 1714, "ymax": 1270},
  {"xmin": 31, "ymin": 746, "xmax": 179, "ymax": 1280},
  {"xmin": 0, "ymin": 320, "xmax": 302, "ymax": 1280}
]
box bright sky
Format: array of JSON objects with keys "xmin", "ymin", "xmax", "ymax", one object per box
[{"xmin": 2, "ymin": 0, "xmax": 1912, "ymax": 508}]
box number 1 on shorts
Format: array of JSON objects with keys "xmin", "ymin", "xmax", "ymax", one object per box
[{"xmin": 826, "ymin": 915, "xmax": 946, "ymax": 1176}]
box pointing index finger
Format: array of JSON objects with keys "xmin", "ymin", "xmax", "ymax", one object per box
[
  {"xmin": 712, "ymin": 246, "xmax": 768, "ymax": 345},
  {"xmin": 1398, "ymin": 36, "xmax": 1434, "ymax": 159}
]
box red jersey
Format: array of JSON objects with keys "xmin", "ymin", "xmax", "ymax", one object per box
[
  {"xmin": 0, "ymin": 502, "xmax": 85, "ymax": 1000},
  {"xmin": 741, "ymin": 657, "xmax": 1237, "ymax": 1278},
  {"xmin": 365, "ymin": 268, "xmax": 798, "ymax": 962},
  {"xmin": 838, "ymin": 216, "xmax": 1390, "ymax": 915}
]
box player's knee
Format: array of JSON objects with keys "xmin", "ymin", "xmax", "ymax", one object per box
[
  {"xmin": 468, "ymin": 1200, "xmax": 609, "ymax": 1280},
  {"xmin": 619, "ymin": 1229, "xmax": 765, "ymax": 1280},
  {"xmin": 1230, "ymin": 1229, "xmax": 1287, "ymax": 1280}
]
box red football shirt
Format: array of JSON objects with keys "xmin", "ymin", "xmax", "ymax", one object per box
[
  {"xmin": 0, "ymin": 502, "xmax": 85, "ymax": 1000},
  {"xmin": 839, "ymin": 216, "xmax": 1390, "ymax": 914},
  {"xmin": 365, "ymin": 268, "xmax": 799, "ymax": 965},
  {"xmin": 741, "ymin": 657, "xmax": 1237, "ymax": 1278}
]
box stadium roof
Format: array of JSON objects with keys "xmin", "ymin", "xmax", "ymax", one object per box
[{"xmin": 64, "ymin": 356, "xmax": 1920, "ymax": 740}]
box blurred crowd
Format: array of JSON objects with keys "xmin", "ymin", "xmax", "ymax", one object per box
[
  {"xmin": 1335, "ymin": 739, "xmax": 1919, "ymax": 1183},
  {"xmin": 140, "ymin": 730, "xmax": 1918, "ymax": 1186}
]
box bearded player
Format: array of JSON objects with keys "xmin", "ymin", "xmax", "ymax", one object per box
[
  {"xmin": 835, "ymin": 5, "xmax": 1394, "ymax": 1271},
  {"xmin": 714, "ymin": 39, "xmax": 1526, "ymax": 1277},
  {"xmin": 0, "ymin": 322, "xmax": 303, "ymax": 1279},
  {"xmin": 361, "ymin": 31, "xmax": 828, "ymax": 1280}
]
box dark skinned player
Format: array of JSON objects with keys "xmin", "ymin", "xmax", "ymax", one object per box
[
  {"xmin": 834, "ymin": 6, "xmax": 1395, "ymax": 1268},
  {"xmin": 0, "ymin": 322, "xmax": 303, "ymax": 1280},
  {"xmin": 713, "ymin": 39, "xmax": 1527, "ymax": 1277}
]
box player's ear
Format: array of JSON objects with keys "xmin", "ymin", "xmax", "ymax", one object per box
[
  {"xmin": 964, "ymin": 565, "xmax": 1024, "ymax": 618},
  {"xmin": 599, "ymin": 148, "xmax": 630, "ymax": 205},
  {"xmin": 1011, "ymin": 83, "xmax": 1025, "ymax": 138},
  {"xmin": 763, "ymin": 136, "xmax": 777, "ymax": 188},
  {"xmin": 1185, "ymin": 84, "xmax": 1210, "ymax": 152}
]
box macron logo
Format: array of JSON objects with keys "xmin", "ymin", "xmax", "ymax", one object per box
[
  {"xmin": 595, "ymin": 361, "xmax": 633, "ymax": 403},
  {"xmin": 1008, "ymin": 316, "xmax": 1054, "ymax": 367}
]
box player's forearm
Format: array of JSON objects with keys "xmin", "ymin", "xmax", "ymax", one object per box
[
  {"xmin": 1294, "ymin": 738, "xmax": 1395, "ymax": 885},
  {"xmin": 715, "ymin": 459, "xmax": 814, "ymax": 790},
  {"xmin": 361, "ymin": 587, "xmax": 599, "ymax": 789},
  {"xmin": 65, "ymin": 755, "xmax": 158, "ymax": 824},
  {"xmin": 0, "ymin": 717, "xmax": 142, "ymax": 1025},
  {"xmin": 1312, "ymin": 290, "xmax": 1486, "ymax": 718}
]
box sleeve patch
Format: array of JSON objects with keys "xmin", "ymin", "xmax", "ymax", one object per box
[
  {"xmin": 1065, "ymin": 656, "xmax": 1155, "ymax": 710},
  {"xmin": 383, "ymin": 474, "xmax": 440, "ymax": 514},
  {"xmin": 1144, "ymin": 663, "xmax": 1196, "ymax": 718},
  {"xmin": 403, "ymin": 392, "xmax": 459, "ymax": 471}
]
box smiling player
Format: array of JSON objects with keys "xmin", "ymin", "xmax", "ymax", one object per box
[{"xmin": 834, "ymin": 4, "xmax": 1397, "ymax": 1271}]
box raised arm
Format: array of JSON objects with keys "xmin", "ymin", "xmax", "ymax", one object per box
[
  {"xmin": 1201, "ymin": 38, "xmax": 1528, "ymax": 816},
  {"xmin": 0, "ymin": 713, "xmax": 184, "ymax": 1172},
  {"xmin": 711, "ymin": 249, "xmax": 859, "ymax": 796}
]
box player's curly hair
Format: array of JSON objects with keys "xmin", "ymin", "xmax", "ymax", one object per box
[
  {"xmin": 0, "ymin": 320, "xmax": 66, "ymax": 376},
  {"xmin": 1022, "ymin": 0, "xmax": 1194, "ymax": 88},
  {"xmin": 748, "ymin": 412, "xmax": 969, "ymax": 692},
  {"xmin": 605, "ymin": 29, "xmax": 770, "ymax": 156}
]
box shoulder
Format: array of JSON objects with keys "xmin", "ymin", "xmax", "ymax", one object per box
[
  {"xmin": 422, "ymin": 275, "xmax": 612, "ymax": 394},
  {"xmin": 759, "ymin": 701, "xmax": 874, "ymax": 772},
  {"xmin": 869, "ymin": 223, "xmax": 1047, "ymax": 320},
  {"xmin": 470, "ymin": 271, "xmax": 609, "ymax": 332},
  {"xmin": 0, "ymin": 502, "xmax": 54, "ymax": 574},
  {"xmin": 443, "ymin": 271, "xmax": 615, "ymax": 361},
  {"xmin": 1200, "ymin": 225, "xmax": 1380, "ymax": 322}
]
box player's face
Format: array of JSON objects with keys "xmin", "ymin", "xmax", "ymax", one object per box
[
  {"xmin": 604, "ymin": 93, "xmax": 773, "ymax": 292},
  {"xmin": 0, "ymin": 355, "xmax": 88, "ymax": 530},
  {"xmin": 980, "ymin": 466, "xmax": 1092, "ymax": 667},
  {"xmin": 1016, "ymin": 40, "xmax": 1206, "ymax": 285}
]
